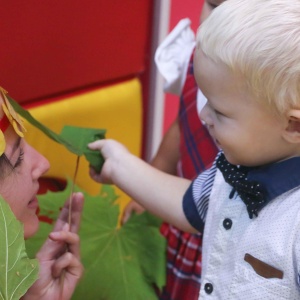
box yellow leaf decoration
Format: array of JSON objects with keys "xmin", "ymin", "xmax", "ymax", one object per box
[
  {"xmin": 2, "ymin": 104, "xmax": 25, "ymax": 137},
  {"xmin": 0, "ymin": 87, "xmax": 27, "ymax": 156},
  {"xmin": 0, "ymin": 87, "xmax": 8, "ymax": 95},
  {"xmin": 1, "ymin": 93, "xmax": 26, "ymax": 137},
  {"xmin": 0, "ymin": 130, "xmax": 5, "ymax": 155}
]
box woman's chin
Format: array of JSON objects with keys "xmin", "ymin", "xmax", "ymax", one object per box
[{"xmin": 24, "ymin": 216, "xmax": 40, "ymax": 239}]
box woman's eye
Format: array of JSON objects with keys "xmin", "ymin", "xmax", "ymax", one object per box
[{"xmin": 13, "ymin": 148, "xmax": 24, "ymax": 169}]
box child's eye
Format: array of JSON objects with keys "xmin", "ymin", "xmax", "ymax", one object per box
[
  {"xmin": 206, "ymin": 100, "xmax": 225, "ymax": 117},
  {"xmin": 214, "ymin": 109, "xmax": 226, "ymax": 117},
  {"xmin": 13, "ymin": 148, "xmax": 24, "ymax": 169}
]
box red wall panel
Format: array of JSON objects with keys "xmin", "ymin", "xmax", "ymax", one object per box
[{"xmin": 0, "ymin": 1, "xmax": 152, "ymax": 103}]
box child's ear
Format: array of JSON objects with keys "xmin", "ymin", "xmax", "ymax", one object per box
[{"xmin": 283, "ymin": 109, "xmax": 300, "ymax": 143}]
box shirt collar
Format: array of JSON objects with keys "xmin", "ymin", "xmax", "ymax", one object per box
[{"xmin": 247, "ymin": 156, "xmax": 300, "ymax": 203}]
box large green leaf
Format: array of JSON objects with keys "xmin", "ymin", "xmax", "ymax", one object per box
[
  {"xmin": 8, "ymin": 96, "xmax": 105, "ymax": 171},
  {"xmin": 0, "ymin": 196, "xmax": 39, "ymax": 300},
  {"xmin": 26, "ymin": 183, "xmax": 166, "ymax": 300}
]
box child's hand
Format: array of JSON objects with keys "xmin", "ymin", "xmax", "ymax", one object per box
[
  {"xmin": 121, "ymin": 200, "xmax": 145, "ymax": 225},
  {"xmin": 88, "ymin": 139, "xmax": 130, "ymax": 184}
]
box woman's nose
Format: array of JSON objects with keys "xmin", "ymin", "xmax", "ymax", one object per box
[
  {"xmin": 31, "ymin": 146, "xmax": 50, "ymax": 180},
  {"xmin": 199, "ymin": 103, "xmax": 210, "ymax": 124},
  {"xmin": 39, "ymin": 153, "xmax": 50, "ymax": 176}
]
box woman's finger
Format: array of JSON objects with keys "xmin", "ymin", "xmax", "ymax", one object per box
[
  {"xmin": 53, "ymin": 192, "xmax": 84, "ymax": 233},
  {"xmin": 51, "ymin": 252, "xmax": 83, "ymax": 279},
  {"xmin": 49, "ymin": 230, "xmax": 81, "ymax": 258}
]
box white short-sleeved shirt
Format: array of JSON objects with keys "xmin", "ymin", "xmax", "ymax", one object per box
[{"xmin": 183, "ymin": 154, "xmax": 300, "ymax": 299}]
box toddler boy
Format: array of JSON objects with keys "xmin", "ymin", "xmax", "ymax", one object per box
[{"xmin": 89, "ymin": 0, "xmax": 300, "ymax": 298}]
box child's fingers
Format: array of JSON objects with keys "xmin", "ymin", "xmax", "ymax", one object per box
[
  {"xmin": 89, "ymin": 166, "xmax": 97, "ymax": 177},
  {"xmin": 89, "ymin": 166, "xmax": 102, "ymax": 180},
  {"xmin": 88, "ymin": 140, "xmax": 105, "ymax": 150},
  {"xmin": 121, "ymin": 202, "xmax": 145, "ymax": 225},
  {"xmin": 121, "ymin": 209, "xmax": 132, "ymax": 225}
]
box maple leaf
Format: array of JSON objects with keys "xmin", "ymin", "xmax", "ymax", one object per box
[
  {"xmin": 25, "ymin": 182, "xmax": 166, "ymax": 300},
  {"xmin": 0, "ymin": 196, "xmax": 39, "ymax": 300}
]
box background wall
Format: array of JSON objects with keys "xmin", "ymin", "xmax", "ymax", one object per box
[{"xmin": 1, "ymin": 0, "xmax": 205, "ymax": 165}]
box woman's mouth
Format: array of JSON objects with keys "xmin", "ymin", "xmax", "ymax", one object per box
[{"xmin": 28, "ymin": 197, "xmax": 39, "ymax": 210}]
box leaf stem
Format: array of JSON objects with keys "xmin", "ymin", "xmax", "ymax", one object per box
[{"xmin": 60, "ymin": 155, "xmax": 80, "ymax": 300}]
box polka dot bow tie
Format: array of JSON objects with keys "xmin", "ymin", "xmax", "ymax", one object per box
[{"xmin": 216, "ymin": 153, "xmax": 267, "ymax": 219}]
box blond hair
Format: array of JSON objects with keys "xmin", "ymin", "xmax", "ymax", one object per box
[{"xmin": 196, "ymin": 0, "xmax": 300, "ymax": 116}]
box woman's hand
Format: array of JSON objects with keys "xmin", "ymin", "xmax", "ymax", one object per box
[{"xmin": 23, "ymin": 192, "xmax": 84, "ymax": 300}]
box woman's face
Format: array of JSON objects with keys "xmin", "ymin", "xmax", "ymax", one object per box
[{"xmin": 0, "ymin": 125, "xmax": 50, "ymax": 238}]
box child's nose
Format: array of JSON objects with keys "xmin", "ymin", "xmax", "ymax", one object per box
[{"xmin": 199, "ymin": 103, "xmax": 210, "ymax": 125}]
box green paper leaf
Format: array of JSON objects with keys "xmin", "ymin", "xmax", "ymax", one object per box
[
  {"xmin": 60, "ymin": 126, "xmax": 106, "ymax": 172},
  {"xmin": 0, "ymin": 196, "xmax": 39, "ymax": 300},
  {"xmin": 26, "ymin": 182, "xmax": 166, "ymax": 300},
  {"xmin": 8, "ymin": 95, "xmax": 105, "ymax": 171}
]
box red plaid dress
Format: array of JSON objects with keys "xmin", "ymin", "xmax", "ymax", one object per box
[{"xmin": 159, "ymin": 52, "xmax": 218, "ymax": 300}]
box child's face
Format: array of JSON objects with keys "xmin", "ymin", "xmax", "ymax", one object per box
[{"xmin": 194, "ymin": 49, "xmax": 293, "ymax": 167}]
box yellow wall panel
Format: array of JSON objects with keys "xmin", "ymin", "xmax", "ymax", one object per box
[{"xmin": 24, "ymin": 78, "xmax": 142, "ymax": 209}]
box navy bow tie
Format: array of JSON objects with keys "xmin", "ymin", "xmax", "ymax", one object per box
[{"xmin": 216, "ymin": 153, "xmax": 267, "ymax": 219}]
